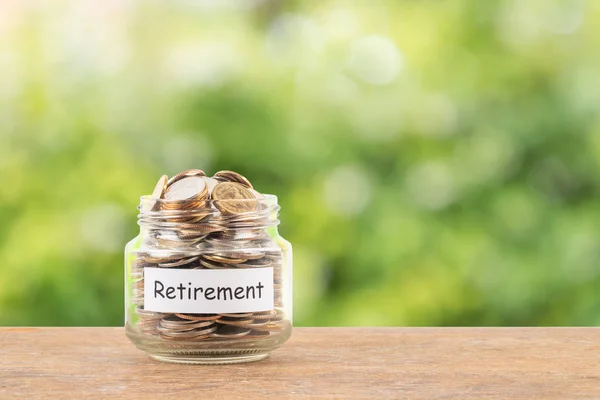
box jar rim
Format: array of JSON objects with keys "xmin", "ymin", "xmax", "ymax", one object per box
[
  {"xmin": 136, "ymin": 193, "xmax": 280, "ymax": 232},
  {"xmin": 139, "ymin": 193, "xmax": 278, "ymax": 207}
]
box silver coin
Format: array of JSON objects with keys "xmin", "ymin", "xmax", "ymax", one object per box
[
  {"xmin": 159, "ymin": 319, "xmax": 215, "ymax": 331},
  {"xmin": 203, "ymin": 176, "xmax": 220, "ymax": 196},
  {"xmin": 158, "ymin": 256, "xmax": 199, "ymax": 268},
  {"xmin": 164, "ymin": 176, "xmax": 207, "ymax": 201},
  {"xmin": 159, "ymin": 325, "xmax": 217, "ymax": 339},
  {"xmin": 210, "ymin": 325, "xmax": 251, "ymax": 338}
]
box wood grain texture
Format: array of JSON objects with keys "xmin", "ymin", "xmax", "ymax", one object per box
[{"xmin": 0, "ymin": 328, "xmax": 599, "ymax": 399}]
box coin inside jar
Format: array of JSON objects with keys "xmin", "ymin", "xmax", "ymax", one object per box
[
  {"xmin": 210, "ymin": 325, "xmax": 251, "ymax": 338},
  {"xmin": 212, "ymin": 182, "xmax": 258, "ymax": 214},
  {"xmin": 175, "ymin": 313, "xmax": 220, "ymax": 321}
]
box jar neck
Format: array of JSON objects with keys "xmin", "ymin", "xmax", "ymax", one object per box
[{"xmin": 137, "ymin": 194, "xmax": 280, "ymax": 246}]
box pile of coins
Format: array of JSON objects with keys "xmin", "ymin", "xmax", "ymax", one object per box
[{"xmin": 130, "ymin": 169, "xmax": 286, "ymax": 342}]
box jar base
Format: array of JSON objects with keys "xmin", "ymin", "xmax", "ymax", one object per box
[
  {"xmin": 126, "ymin": 324, "xmax": 291, "ymax": 365},
  {"xmin": 150, "ymin": 352, "xmax": 269, "ymax": 365}
]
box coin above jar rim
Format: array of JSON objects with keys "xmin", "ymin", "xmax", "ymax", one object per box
[
  {"xmin": 213, "ymin": 170, "xmax": 253, "ymax": 189},
  {"xmin": 168, "ymin": 169, "xmax": 206, "ymax": 186},
  {"xmin": 164, "ymin": 176, "xmax": 208, "ymax": 202},
  {"xmin": 141, "ymin": 174, "xmax": 169, "ymax": 212},
  {"xmin": 152, "ymin": 175, "xmax": 169, "ymax": 199},
  {"xmin": 202, "ymin": 176, "xmax": 220, "ymax": 197},
  {"xmin": 212, "ymin": 182, "xmax": 258, "ymax": 214}
]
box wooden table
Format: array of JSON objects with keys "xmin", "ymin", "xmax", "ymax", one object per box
[{"xmin": 1, "ymin": 327, "xmax": 599, "ymax": 399}]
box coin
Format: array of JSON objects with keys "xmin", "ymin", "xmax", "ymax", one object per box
[
  {"xmin": 212, "ymin": 182, "xmax": 258, "ymax": 215},
  {"xmin": 164, "ymin": 176, "xmax": 208, "ymax": 202},
  {"xmin": 136, "ymin": 308, "xmax": 168, "ymax": 319},
  {"xmin": 251, "ymin": 309, "xmax": 282, "ymax": 320},
  {"xmin": 250, "ymin": 322, "xmax": 285, "ymax": 332},
  {"xmin": 249, "ymin": 189, "xmax": 264, "ymax": 199},
  {"xmin": 231, "ymin": 251, "xmax": 265, "ymax": 261},
  {"xmin": 203, "ymin": 176, "xmax": 220, "ymax": 196},
  {"xmin": 245, "ymin": 320, "xmax": 270, "ymax": 328},
  {"xmin": 141, "ymin": 252, "xmax": 189, "ymax": 264},
  {"xmin": 177, "ymin": 223, "xmax": 223, "ymax": 235},
  {"xmin": 236, "ymin": 258, "xmax": 272, "ymax": 268},
  {"xmin": 175, "ymin": 313, "xmax": 220, "ymax": 321},
  {"xmin": 141, "ymin": 174, "xmax": 169, "ymax": 212},
  {"xmin": 199, "ymin": 258, "xmax": 231, "ymax": 269},
  {"xmin": 216, "ymin": 229, "xmax": 265, "ymax": 241},
  {"xmin": 168, "ymin": 169, "xmax": 206, "ymax": 186},
  {"xmin": 213, "ymin": 170, "xmax": 253, "ymax": 189},
  {"xmin": 159, "ymin": 318, "xmax": 215, "ymax": 331},
  {"xmin": 245, "ymin": 330, "xmax": 270, "ymax": 338},
  {"xmin": 155, "ymin": 231, "xmax": 185, "ymax": 247},
  {"xmin": 158, "ymin": 256, "xmax": 199, "ymax": 268},
  {"xmin": 159, "ymin": 325, "xmax": 216, "ymax": 339},
  {"xmin": 250, "ymin": 314, "xmax": 276, "ymax": 321},
  {"xmin": 210, "ymin": 325, "xmax": 251, "ymax": 338},
  {"xmin": 202, "ymin": 254, "xmax": 248, "ymax": 264},
  {"xmin": 216, "ymin": 316, "xmax": 254, "ymax": 327},
  {"xmin": 152, "ymin": 175, "xmax": 169, "ymax": 199},
  {"xmin": 219, "ymin": 313, "xmax": 253, "ymax": 318}
]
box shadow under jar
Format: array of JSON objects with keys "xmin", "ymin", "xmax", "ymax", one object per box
[{"xmin": 125, "ymin": 194, "xmax": 292, "ymax": 364}]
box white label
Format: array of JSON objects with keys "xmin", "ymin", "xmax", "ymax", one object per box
[{"xmin": 144, "ymin": 267, "xmax": 274, "ymax": 314}]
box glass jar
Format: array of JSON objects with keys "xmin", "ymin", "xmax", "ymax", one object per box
[{"xmin": 125, "ymin": 194, "xmax": 292, "ymax": 364}]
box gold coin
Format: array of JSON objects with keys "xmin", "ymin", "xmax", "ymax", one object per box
[
  {"xmin": 199, "ymin": 259, "xmax": 230, "ymax": 269},
  {"xmin": 175, "ymin": 313, "xmax": 220, "ymax": 321},
  {"xmin": 251, "ymin": 310, "xmax": 282, "ymax": 320},
  {"xmin": 218, "ymin": 313, "xmax": 253, "ymax": 318},
  {"xmin": 159, "ymin": 320, "xmax": 215, "ymax": 331},
  {"xmin": 203, "ymin": 254, "xmax": 248, "ymax": 264},
  {"xmin": 216, "ymin": 317, "xmax": 254, "ymax": 326},
  {"xmin": 178, "ymin": 223, "xmax": 223, "ymax": 236},
  {"xmin": 213, "ymin": 170, "xmax": 253, "ymax": 189},
  {"xmin": 253, "ymin": 309, "xmax": 276, "ymax": 316},
  {"xmin": 141, "ymin": 252, "xmax": 189, "ymax": 264},
  {"xmin": 212, "ymin": 182, "xmax": 258, "ymax": 215},
  {"xmin": 249, "ymin": 321, "xmax": 286, "ymax": 332}
]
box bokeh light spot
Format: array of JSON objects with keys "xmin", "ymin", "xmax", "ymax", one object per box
[
  {"xmin": 80, "ymin": 204, "xmax": 127, "ymax": 253},
  {"xmin": 405, "ymin": 162, "xmax": 456, "ymax": 211},
  {"xmin": 346, "ymin": 35, "xmax": 403, "ymax": 85},
  {"xmin": 323, "ymin": 165, "xmax": 372, "ymax": 216}
]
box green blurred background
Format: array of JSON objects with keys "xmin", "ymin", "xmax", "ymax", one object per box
[{"xmin": 1, "ymin": 0, "xmax": 599, "ymax": 326}]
